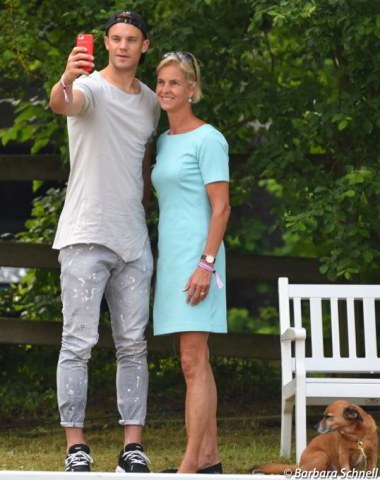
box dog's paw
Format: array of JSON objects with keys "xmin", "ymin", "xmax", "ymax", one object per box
[{"xmin": 251, "ymin": 465, "xmax": 266, "ymax": 475}]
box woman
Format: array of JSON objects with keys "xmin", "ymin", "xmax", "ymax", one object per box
[{"xmin": 151, "ymin": 51, "xmax": 230, "ymax": 474}]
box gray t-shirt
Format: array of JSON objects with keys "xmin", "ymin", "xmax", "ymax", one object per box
[{"xmin": 53, "ymin": 71, "xmax": 160, "ymax": 261}]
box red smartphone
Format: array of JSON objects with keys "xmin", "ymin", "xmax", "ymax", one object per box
[{"xmin": 76, "ymin": 33, "xmax": 94, "ymax": 72}]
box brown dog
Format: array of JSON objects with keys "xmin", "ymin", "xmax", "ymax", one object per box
[{"xmin": 252, "ymin": 400, "xmax": 378, "ymax": 475}]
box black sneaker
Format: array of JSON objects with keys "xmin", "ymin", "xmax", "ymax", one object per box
[
  {"xmin": 116, "ymin": 443, "xmax": 150, "ymax": 473},
  {"xmin": 65, "ymin": 444, "xmax": 93, "ymax": 472}
]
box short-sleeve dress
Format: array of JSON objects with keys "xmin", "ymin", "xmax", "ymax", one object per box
[{"xmin": 151, "ymin": 124, "xmax": 229, "ymax": 335}]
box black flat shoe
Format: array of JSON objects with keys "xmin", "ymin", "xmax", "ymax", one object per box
[
  {"xmin": 161, "ymin": 463, "xmax": 223, "ymax": 474},
  {"xmin": 198, "ymin": 462, "xmax": 223, "ymax": 474}
]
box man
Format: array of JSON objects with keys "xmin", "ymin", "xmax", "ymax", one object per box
[{"xmin": 49, "ymin": 10, "xmax": 160, "ymax": 473}]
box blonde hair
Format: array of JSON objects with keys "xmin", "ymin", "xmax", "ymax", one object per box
[{"xmin": 156, "ymin": 52, "xmax": 202, "ymax": 103}]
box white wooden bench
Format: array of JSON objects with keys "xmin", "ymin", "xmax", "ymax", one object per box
[{"xmin": 278, "ymin": 277, "xmax": 380, "ymax": 462}]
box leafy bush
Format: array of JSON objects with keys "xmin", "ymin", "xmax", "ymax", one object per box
[
  {"xmin": 0, "ymin": 345, "xmax": 59, "ymax": 424},
  {"xmin": 228, "ymin": 306, "xmax": 279, "ymax": 334}
]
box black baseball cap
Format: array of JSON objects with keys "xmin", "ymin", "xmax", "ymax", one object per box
[{"xmin": 105, "ymin": 11, "xmax": 148, "ymax": 38}]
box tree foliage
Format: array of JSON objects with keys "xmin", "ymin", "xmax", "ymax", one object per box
[{"xmin": 1, "ymin": 0, "xmax": 380, "ymax": 282}]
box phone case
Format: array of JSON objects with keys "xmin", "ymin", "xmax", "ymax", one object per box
[{"xmin": 76, "ymin": 33, "xmax": 94, "ymax": 72}]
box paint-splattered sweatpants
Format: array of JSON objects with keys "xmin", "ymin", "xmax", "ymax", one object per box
[{"xmin": 56, "ymin": 241, "xmax": 153, "ymax": 428}]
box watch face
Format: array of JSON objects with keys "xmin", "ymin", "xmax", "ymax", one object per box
[{"xmin": 201, "ymin": 254, "xmax": 216, "ymax": 264}]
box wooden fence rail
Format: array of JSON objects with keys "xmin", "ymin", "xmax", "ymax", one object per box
[
  {"xmin": 0, "ymin": 317, "xmax": 280, "ymax": 360},
  {"xmin": 0, "ymin": 154, "xmax": 69, "ymax": 181}
]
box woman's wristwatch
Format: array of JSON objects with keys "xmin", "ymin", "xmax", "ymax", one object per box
[{"xmin": 201, "ymin": 254, "xmax": 216, "ymax": 264}]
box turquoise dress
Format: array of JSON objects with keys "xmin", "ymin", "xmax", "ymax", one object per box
[{"xmin": 151, "ymin": 124, "xmax": 229, "ymax": 335}]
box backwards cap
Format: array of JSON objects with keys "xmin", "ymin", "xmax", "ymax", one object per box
[{"xmin": 105, "ymin": 11, "xmax": 148, "ymax": 38}]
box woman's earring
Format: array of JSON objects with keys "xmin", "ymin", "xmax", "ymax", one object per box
[{"xmin": 188, "ymin": 97, "xmax": 193, "ymax": 103}]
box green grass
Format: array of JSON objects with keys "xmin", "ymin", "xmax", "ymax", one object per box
[
  {"xmin": 4, "ymin": 403, "xmax": 378, "ymax": 473},
  {"xmin": 0, "ymin": 404, "xmax": 287, "ymax": 474}
]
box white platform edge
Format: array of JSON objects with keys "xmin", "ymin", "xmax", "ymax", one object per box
[{"xmin": 0, "ymin": 472, "xmax": 277, "ymax": 479}]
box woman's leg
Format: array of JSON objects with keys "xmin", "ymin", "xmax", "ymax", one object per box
[
  {"xmin": 177, "ymin": 332, "xmax": 220, "ymax": 473},
  {"xmin": 197, "ymin": 359, "xmax": 220, "ymax": 469}
]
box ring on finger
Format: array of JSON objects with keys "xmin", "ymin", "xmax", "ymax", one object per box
[{"xmin": 200, "ymin": 292, "xmax": 206, "ymax": 296}]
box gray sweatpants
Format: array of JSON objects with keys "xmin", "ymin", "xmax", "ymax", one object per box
[{"xmin": 56, "ymin": 242, "xmax": 153, "ymax": 428}]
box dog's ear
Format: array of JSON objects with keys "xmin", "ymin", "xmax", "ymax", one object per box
[{"xmin": 343, "ymin": 407, "xmax": 363, "ymax": 422}]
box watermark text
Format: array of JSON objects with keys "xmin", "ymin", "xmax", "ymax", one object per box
[{"xmin": 283, "ymin": 468, "xmax": 379, "ymax": 479}]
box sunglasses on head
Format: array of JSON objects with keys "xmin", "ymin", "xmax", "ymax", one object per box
[{"xmin": 163, "ymin": 51, "xmax": 197, "ymax": 81}]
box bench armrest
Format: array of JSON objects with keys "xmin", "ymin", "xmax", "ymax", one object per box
[{"xmin": 281, "ymin": 327, "xmax": 306, "ymax": 342}]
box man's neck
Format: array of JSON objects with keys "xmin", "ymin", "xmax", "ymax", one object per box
[{"xmin": 100, "ymin": 65, "xmax": 140, "ymax": 94}]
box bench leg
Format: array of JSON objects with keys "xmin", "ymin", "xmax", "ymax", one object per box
[
  {"xmin": 280, "ymin": 396, "xmax": 293, "ymax": 458},
  {"xmin": 295, "ymin": 392, "xmax": 307, "ymax": 463}
]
